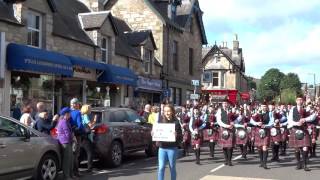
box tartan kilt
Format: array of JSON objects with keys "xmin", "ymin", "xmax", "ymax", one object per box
[
  {"xmin": 254, "ymin": 128, "xmax": 270, "ymax": 147},
  {"xmin": 280, "ymin": 127, "xmax": 289, "ymax": 142},
  {"xmin": 288, "ymin": 128, "xmax": 311, "ymax": 148},
  {"xmin": 271, "ymin": 128, "xmax": 282, "ymax": 143},
  {"xmin": 203, "ymin": 128, "xmax": 219, "ymax": 142},
  {"xmin": 183, "ymin": 131, "xmax": 191, "ymax": 144},
  {"xmin": 192, "ymin": 130, "xmax": 203, "ymax": 146},
  {"xmin": 218, "ymin": 128, "xmax": 235, "ymax": 148},
  {"xmin": 307, "ymin": 124, "xmax": 317, "ymax": 140},
  {"xmin": 246, "ymin": 127, "xmax": 253, "ymax": 140},
  {"xmin": 235, "ymin": 128, "xmax": 248, "ymax": 145}
]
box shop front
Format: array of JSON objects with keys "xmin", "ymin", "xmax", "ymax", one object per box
[
  {"xmin": 201, "ymin": 89, "xmax": 238, "ymax": 105},
  {"xmin": 7, "ymin": 43, "xmax": 73, "ymax": 116},
  {"xmin": 135, "ymin": 76, "xmax": 162, "ymax": 106},
  {"xmin": 98, "ymin": 64, "xmax": 137, "ymax": 107}
]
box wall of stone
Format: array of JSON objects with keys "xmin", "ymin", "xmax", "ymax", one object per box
[{"xmin": 109, "ymin": 0, "xmax": 164, "ymax": 65}]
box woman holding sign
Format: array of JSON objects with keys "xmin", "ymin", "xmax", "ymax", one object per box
[{"xmin": 154, "ymin": 104, "xmax": 182, "ymax": 180}]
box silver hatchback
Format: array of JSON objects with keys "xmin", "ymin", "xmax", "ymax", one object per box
[{"xmin": 0, "ymin": 115, "xmax": 61, "ymax": 180}]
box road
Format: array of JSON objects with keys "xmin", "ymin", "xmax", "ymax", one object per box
[{"xmin": 57, "ymin": 146, "xmax": 320, "ymax": 180}]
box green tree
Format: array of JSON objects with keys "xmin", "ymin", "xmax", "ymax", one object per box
[
  {"xmin": 247, "ymin": 76, "xmax": 257, "ymax": 90},
  {"xmin": 258, "ymin": 68, "xmax": 284, "ymax": 101},
  {"xmin": 279, "ymin": 73, "xmax": 302, "ymax": 94},
  {"xmin": 280, "ymin": 88, "xmax": 297, "ymax": 104}
]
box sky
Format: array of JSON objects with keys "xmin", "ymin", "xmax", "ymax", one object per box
[{"xmin": 198, "ymin": 0, "xmax": 320, "ymax": 85}]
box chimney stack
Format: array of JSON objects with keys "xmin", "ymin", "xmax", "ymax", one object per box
[{"xmin": 233, "ymin": 34, "xmax": 239, "ymax": 51}]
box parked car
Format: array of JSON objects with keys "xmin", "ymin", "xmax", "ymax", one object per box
[
  {"xmin": 89, "ymin": 107, "xmax": 156, "ymax": 167},
  {"xmin": 0, "ymin": 115, "xmax": 61, "ymax": 180}
]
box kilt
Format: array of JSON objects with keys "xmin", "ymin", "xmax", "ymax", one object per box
[
  {"xmin": 270, "ymin": 128, "xmax": 282, "ymax": 143},
  {"xmin": 218, "ymin": 128, "xmax": 235, "ymax": 148},
  {"xmin": 183, "ymin": 131, "xmax": 191, "ymax": 144},
  {"xmin": 254, "ymin": 128, "xmax": 270, "ymax": 147},
  {"xmin": 280, "ymin": 127, "xmax": 289, "ymax": 142},
  {"xmin": 307, "ymin": 124, "xmax": 317, "ymax": 140},
  {"xmin": 203, "ymin": 128, "xmax": 219, "ymax": 142},
  {"xmin": 235, "ymin": 128, "xmax": 248, "ymax": 145},
  {"xmin": 288, "ymin": 128, "xmax": 311, "ymax": 148},
  {"xmin": 246, "ymin": 127, "xmax": 253, "ymax": 140},
  {"xmin": 192, "ymin": 130, "xmax": 203, "ymax": 147}
]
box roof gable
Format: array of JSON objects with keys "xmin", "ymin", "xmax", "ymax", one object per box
[{"xmin": 78, "ymin": 11, "xmax": 118, "ymax": 35}]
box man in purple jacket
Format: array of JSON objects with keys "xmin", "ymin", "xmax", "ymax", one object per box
[{"xmin": 57, "ymin": 107, "xmax": 73, "ymax": 180}]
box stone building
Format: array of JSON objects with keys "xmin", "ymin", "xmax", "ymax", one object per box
[
  {"xmin": 0, "ymin": 0, "xmax": 161, "ymax": 116},
  {"xmin": 104, "ymin": 0, "xmax": 207, "ymax": 105},
  {"xmin": 201, "ymin": 35, "xmax": 249, "ymax": 105}
]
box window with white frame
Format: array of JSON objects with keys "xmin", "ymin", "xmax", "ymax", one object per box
[
  {"xmin": 212, "ymin": 72, "xmax": 219, "ymax": 87},
  {"xmin": 101, "ymin": 36, "xmax": 111, "ymax": 63},
  {"xmin": 221, "ymin": 71, "xmax": 225, "ymax": 88},
  {"xmin": 27, "ymin": 11, "xmax": 42, "ymax": 48},
  {"xmin": 143, "ymin": 48, "xmax": 152, "ymax": 74}
]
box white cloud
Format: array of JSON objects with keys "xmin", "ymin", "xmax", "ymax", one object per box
[{"xmin": 199, "ymin": 0, "xmax": 320, "ymax": 82}]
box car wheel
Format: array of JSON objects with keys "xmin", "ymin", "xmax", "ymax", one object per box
[
  {"xmin": 36, "ymin": 154, "xmax": 58, "ymax": 180},
  {"xmin": 107, "ymin": 141, "xmax": 123, "ymax": 167},
  {"xmin": 145, "ymin": 141, "xmax": 158, "ymax": 157}
]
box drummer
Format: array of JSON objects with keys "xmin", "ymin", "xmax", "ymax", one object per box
[
  {"xmin": 234, "ymin": 107, "xmax": 248, "ymax": 159},
  {"xmin": 268, "ymin": 102, "xmax": 282, "ymax": 162},
  {"xmin": 250, "ymin": 102, "xmax": 272, "ymax": 169}
]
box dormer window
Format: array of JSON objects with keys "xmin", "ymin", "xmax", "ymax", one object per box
[
  {"xmin": 101, "ymin": 36, "xmax": 111, "ymax": 63},
  {"xmin": 143, "ymin": 48, "xmax": 152, "ymax": 74}
]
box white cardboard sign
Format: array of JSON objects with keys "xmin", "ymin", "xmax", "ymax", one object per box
[{"xmin": 152, "ymin": 123, "xmax": 176, "ymax": 142}]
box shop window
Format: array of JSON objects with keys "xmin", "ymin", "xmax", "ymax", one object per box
[
  {"xmin": 186, "ymin": 90, "xmax": 193, "ymax": 100},
  {"xmin": 143, "ymin": 48, "xmax": 152, "ymax": 74},
  {"xmin": 169, "ymin": 87, "xmax": 174, "ymax": 104},
  {"xmin": 212, "ymin": 72, "xmax": 219, "ymax": 87},
  {"xmin": 101, "ymin": 36, "xmax": 111, "ymax": 63},
  {"xmin": 27, "ymin": 10, "xmax": 42, "ymax": 48}
]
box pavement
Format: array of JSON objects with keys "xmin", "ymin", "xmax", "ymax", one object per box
[{"xmin": 56, "ymin": 145, "xmax": 320, "ymax": 180}]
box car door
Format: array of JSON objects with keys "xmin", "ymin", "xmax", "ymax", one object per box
[
  {"xmin": 0, "ymin": 117, "xmax": 36, "ymax": 178},
  {"xmin": 110, "ymin": 110, "xmax": 134, "ymax": 149},
  {"xmin": 126, "ymin": 110, "xmax": 149, "ymax": 147}
]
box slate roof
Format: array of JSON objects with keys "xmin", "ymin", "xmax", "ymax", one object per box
[
  {"xmin": 124, "ymin": 30, "xmax": 157, "ymax": 49},
  {"xmin": 0, "ymin": 2, "xmax": 20, "ymax": 24},
  {"xmin": 112, "ymin": 17, "xmax": 141, "ymax": 60},
  {"xmin": 78, "ymin": 11, "xmax": 118, "ymax": 35},
  {"xmin": 105, "ymin": 0, "xmax": 207, "ymax": 44},
  {"xmin": 52, "ymin": 0, "xmax": 95, "ymax": 46}
]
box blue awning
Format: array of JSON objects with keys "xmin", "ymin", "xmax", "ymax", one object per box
[
  {"xmin": 98, "ymin": 64, "xmax": 137, "ymax": 86},
  {"xmin": 6, "ymin": 43, "xmax": 73, "ymax": 76},
  {"xmin": 68, "ymin": 56, "xmax": 105, "ymax": 70}
]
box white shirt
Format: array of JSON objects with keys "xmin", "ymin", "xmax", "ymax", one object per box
[{"xmin": 20, "ymin": 113, "xmax": 35, "ymax": 127}]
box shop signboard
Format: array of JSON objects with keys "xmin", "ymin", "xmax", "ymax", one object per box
[
  {"xmin": 73, "ymin": 66, "xmax": 96, "ymax": 80},
  {"xmin": 137, "ymin": 76, "xmax": 162, "ymax": 91}
]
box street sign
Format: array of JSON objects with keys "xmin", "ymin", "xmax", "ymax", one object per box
[
  {"xmin": 190, "ymin": 93, "xmax": 200, "ymax": 100},
  {"xmin": 191, "ymin": 80, "xmax": 200, "ymax": 86},
  {"xmin": 163, "ymin": 89, "xmax": 171, "ymax": 97}
]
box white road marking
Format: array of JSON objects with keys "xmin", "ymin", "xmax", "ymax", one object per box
[
  {"xmin": 210, "ymin": 155, "xmax": 242, "ymax": 173},
  {"xmin": 92, "ymin": 169, "xmax": 109, "ymax": 176},
  {"xmin": 200, "ymin": 175, "xmax": 277, "ymax": 180}
]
